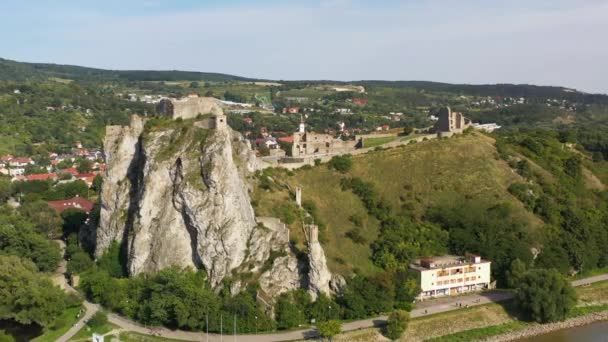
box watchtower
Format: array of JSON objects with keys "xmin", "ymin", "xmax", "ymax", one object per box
[{"xmin": 213, "ymin": 114, "xmax": 227, "ymax": 130}]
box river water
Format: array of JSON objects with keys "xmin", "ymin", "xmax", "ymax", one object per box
[{"xmin": 519, "ymin": 320, "xmax": 608, "ymax": 341}]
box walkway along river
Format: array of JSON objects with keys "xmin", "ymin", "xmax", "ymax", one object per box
[{"xmin": 57, "ymin": 273, "xmax": 608, "ymax": 342}]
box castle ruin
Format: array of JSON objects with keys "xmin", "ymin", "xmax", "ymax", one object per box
[
  {"xmin": 291, "ymin": 116, "xmax": 356, "ymax": 157},
  {"xmin": 435, "ymin": 106, "xmax": 471, "ymax": 137},
  {"xmin": 157, "ymin": 95, "xmax": 224, "ymax": 120}
]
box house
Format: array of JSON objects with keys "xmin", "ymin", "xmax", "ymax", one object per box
[
  {"xmin": 75, "ymin": 173, "xmax": 97, "ymax": 187},
  {"xmin": 12, "ymin": 173, "xmax": 57, "ymax": 182},
  {"xmin": 278, "ymin": 136, "xmax": 294, "ymax": 144},
  {"xmin": 335, "ymin": 108, "xmax": 352, "ymax": 115},
  {"xmin": 282, "ymin": 107, "xmax": 300, "ymax": 114},
  {"xmin": 8, "ymin": 168, "xmax": 24, "ymax": 176},
  {"xmin": 47, "ymin": 195, "xmax": 95, "ymax": 214},
  {"xmin": 9, "ymin": 157, "xmax": 33, "ymax": 167},
  {"xmin": 472, "ymin": 123, "xmax": 501, "ymax": 132},
  {"xmin": 410, "ymin": 255, "xmax": 491, "ymax": 300},
  {"xmin": 352, "ymin": 98, "xmax": 368, "ymax": 106}
]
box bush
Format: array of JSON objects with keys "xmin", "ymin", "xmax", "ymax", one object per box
[
  {"xmin": 384, "ymin": 310, "xmax": 409, "ymax": 340},
  {"xmin": 328, "ymin": 155, "xmax": 352, "ymax": 173},
  {"xmin": 87, "ymin": 311, "xmax": 108, "ymax": 328},
  {"xmin": 317, "ymin": 320, "xmax": 341, "ymax": 340}
]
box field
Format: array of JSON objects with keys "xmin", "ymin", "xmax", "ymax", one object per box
[
  {"xmin": 253, "ymin": 133, "xmax": 541, "ymax": 276},
  {"xmin": 32, "ymin": 306, "xmax": 83, "ymax": 342}
]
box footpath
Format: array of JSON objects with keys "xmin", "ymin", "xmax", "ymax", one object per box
[{"xmin": 56, "ymin": 269, "xmax": 608, "ymax": 342}]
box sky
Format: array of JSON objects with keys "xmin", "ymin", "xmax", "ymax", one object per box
[{"xmin": 1, "ymin": 0, "xmax": 607, "ymax": 93}]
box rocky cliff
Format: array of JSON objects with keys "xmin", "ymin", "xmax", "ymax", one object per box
[{"xmin": 91, "ymin": 114, "xmax": 302, "ymax": 298}]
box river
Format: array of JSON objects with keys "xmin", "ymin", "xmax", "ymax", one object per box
[{"xmin": 519, "ymin": 320, "xmax": 608, "ymax": 341}]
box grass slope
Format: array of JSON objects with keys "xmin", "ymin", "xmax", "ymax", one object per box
[{"xmin": 254, "ymin": 133, "xmax": 541, "ymax": 276}]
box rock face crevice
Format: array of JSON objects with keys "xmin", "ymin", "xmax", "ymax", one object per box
[{"xmin": 92, "ymin": 115, "xmax": 302, "ymax": 298}]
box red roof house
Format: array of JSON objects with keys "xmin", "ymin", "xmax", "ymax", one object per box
[
  {"xmin": 278, "ymin": 136, "xmax": 294, "ymax": 143},
  {"xmin": 26, "ymin": 173, "xmax": 57, "ymax": 181},
  {"xmin": 352, "ymin": 98, "xmax": 368, "ymax": 105},
  {"xmin": 47, "ymin": 196, "xmax": 94, "ymax": 214}
]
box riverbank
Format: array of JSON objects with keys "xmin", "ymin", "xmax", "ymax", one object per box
[{"xmin": 482, "ymin": 311, "xmax": 608, "ymax": 342}]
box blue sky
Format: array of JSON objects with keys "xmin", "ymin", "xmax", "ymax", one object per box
[{"xmin": 1, "ymin": 0, "xmax": 607, "ymax": 93}]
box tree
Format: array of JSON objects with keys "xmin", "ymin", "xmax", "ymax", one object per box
[
  {"xmin": 87, "ymin": 311, "xmax": 108, "ymax": 328},
  {"xmin": 328, "ymin": 155, "xmax": 352, "ymax": 173},
  {"xmin": 384, "ymin": 310, "xmax": 410, "ymax": 340},
  {"xmin": 0, "ymin": 178, "xmax": 15, "ymax": 202},
  {"xmin": 76, "ymin": 158, "xmax": 93, "ymax": 174},
  {"xmin": 97, "ymin": 241, "xmax": 126, "ymax": 278},
  {"xmin": 275, "ymin": 294, "xmax": 306, "ymax": 329},
  {"xmin": 92, "ymin": 174, "xmax": 103, "ymax": 193},
  {"xmin": 61, "ymin": 209, "xmax": 88, "ymax": 236},
  {"xmin": 0, "ymin": 222, "xmax": 61, "ymax": 272},
  {"xmin": 402, "ymin": 127, "xmax": 413, "ymax": 135},
  {"xmin": 67, "ymin": 250, "xmax": 94, "ymax": 275},
  {"xmin": 506, "ymin": 258, "xmax": 527, "ymax": 289},
  {"xmin": 317, "ymin": 320, "xmax": 341, "ymax": 341},
  {"xmin": 515, "ymin": 269, "xmax": 577, "ymax": 323},
  {"xmin": 189, "ymin": 81, "xmax": 199, "ymax": 89},
  {"xmin": 0, "ymin": 255, "xmax": 74, "ymax": 327},
  {"xmin": 19, "ymin": 201, "xmax": 63, "ymax": 239}
]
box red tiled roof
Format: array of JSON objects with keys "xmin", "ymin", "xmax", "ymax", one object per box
[
  {"xmin": 11, "ymin": 157, "xmax": 32, "ymax": 163},
  {"xmin": 26, "ymin": 173, "xmax": 57, "ymax": 181},
  {"xmin": 0, "ymin": 155, "xmax": 13, "ymax": 162},
  {"xmin": 59, "ymin": 168, "xmax": 78, "ymax": 176},
  {"xmin": 278, "ymin": 136, "xmax": 294, "ymax": 143},
  {"xmin": 47, "ymin": 196, "xmax": 94, "ymax": 214}
]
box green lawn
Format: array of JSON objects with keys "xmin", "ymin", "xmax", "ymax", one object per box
[
  {"xmin": 118, "ymin": 331, "xmax": 189, "ymax": 342},
  {"xmin": 32, "ymin": 306, "xmax": 83, "ymax": 342},
  {"xmin": 362, "ymin": 136, "xmax": 398, "ymax": 148},
  {"xmin": 69, "ymin": 321, "xmax": 118, "ymax": 341}
]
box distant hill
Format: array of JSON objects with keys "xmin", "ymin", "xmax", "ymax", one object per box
[
  {"xmin": 1, "ymin": 57, "xmax": 606, "ymax": 102},
  {"xmin": 0, "ymin": 57, "xmax": 255, "ymax": 83}
]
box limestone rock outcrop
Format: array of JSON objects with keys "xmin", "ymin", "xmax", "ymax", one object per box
[
  {"xmin": 91, "ymin": 114, "xmax": 299, "ymax": 297},
  {"xmin": 307, "ymin": 224, "xmax": 333, "ymax": 299}
]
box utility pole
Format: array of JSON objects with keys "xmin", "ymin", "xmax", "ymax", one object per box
[
  {"xmin": 220, "ymin": 314, "xmax": 223, "ymax": 342},
  {"xmin": 233, "ymin": 314, "xmax": 236, "ymax": 342},
  {"xmin": 206, "ymin": 313, "xmax": 209, "ymax": 342}
]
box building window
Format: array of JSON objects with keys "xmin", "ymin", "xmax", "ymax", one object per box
[{"xmin": 478, "ymin": 276, "xmax": 481, "ymax": 279}]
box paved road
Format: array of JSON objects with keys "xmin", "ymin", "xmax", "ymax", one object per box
[
  {"xmin": 53, "ymin": 240, "xmax": 100, "ymax": 342},
  {"xmin": 57, "ymin": 272, "xmax": 608, "ymax": 342}
]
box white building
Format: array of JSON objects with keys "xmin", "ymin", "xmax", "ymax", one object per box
[
  {"xmin": 472, "ymin": 123, "xmax": 501, "ymax": 132},
  {"xmin": 9, "ymin": 168, "xmax": 25, "ymax": 176},
  {"xmin": 410, "ymin": 255, "xmax": 491, "ymax": 300}
]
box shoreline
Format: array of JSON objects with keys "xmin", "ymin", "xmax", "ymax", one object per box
[{"xmin": 481, "ymin": 310, "xmax": 608, "ymax": 342}]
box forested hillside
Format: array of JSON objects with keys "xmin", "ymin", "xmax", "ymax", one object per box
[{"xmin": 0, "ymin": 57, "xmax": 254, "ymax": 82}]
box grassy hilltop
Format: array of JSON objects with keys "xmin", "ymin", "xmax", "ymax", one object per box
[{"xmin": 253, "ymin": 132, "xmax": 542, "ymax": 276}]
